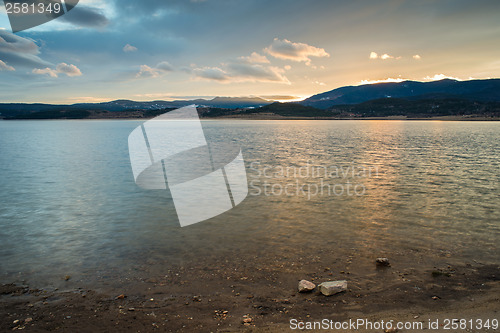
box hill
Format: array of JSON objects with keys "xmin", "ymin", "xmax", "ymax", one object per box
[
  {"xmin": 0, "ymin": 97, "xmax": 270, "ymax": 118},
  {"xmin": 300, "ymin": 79, "xmax": 500, "ymax": 109}
]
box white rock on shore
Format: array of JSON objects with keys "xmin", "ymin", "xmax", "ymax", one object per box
[
  {"xmin": 376, "ymin": 257, "xmax": 391, "ymax": 266},
  {"xmin": 298, "ymin": 280, "xmax": 316, "ymax": 292},
  {"xmin": 318, "ymin": 280, "xmax": 347, "ymax": 296}
]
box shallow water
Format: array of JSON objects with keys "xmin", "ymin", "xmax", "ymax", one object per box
[{"xmin": 0, "ymin": 120, "xmax": 499, "ymax": 290}]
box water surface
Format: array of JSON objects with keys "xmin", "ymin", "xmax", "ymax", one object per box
[{"xmin": 0, "ymin": 120, "xmax": 499, "ymax": 290}]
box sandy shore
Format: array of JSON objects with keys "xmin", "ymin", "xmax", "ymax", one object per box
[{"xmin": 1, "ymin": 259, "xmax": 499, "ymax": 332}]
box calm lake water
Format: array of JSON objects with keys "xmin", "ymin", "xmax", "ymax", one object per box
[{"xmin": 0, "ymin": 120, "xmax": 499, "ymax": 290}]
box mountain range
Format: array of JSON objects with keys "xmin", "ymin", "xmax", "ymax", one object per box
[
  {"xmin": 1, "ymin": 78, "xmax": 500, "ymax": 119},
  {"xmin": 0, "ymin": 96, "xmax": 270, "ymax": 118}
]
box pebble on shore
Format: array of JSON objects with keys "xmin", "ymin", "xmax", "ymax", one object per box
[
  {"xmin": 376, "ymin": 258, "xmax": 391, "ymax": 267},
  {"xmin": 298, "ymin": 280, "xmax": 316, "ymax": 293},
  {"xmin": 318, "ymin": 280, "xmax": 347, "ymax": 296}
]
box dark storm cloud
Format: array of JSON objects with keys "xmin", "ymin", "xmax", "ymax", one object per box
[
  {"xmin": 0, "ymin": 30, "xmax": 52, "ymax": 68},
  {"xmin": 59, "ymin": 5, "xmax": 109, "ymax": 28}
]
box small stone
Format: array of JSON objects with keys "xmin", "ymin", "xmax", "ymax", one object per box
[
  {"xmin": 376, "ymin": 258, "xmax": 391, "ymax": 267},
  {"xmin": 25, "ymin": 318, "xmax": 33, "ymax": 323},
  {"xmin": 64, "ymin": 275, "xmax": 71, "ymax": 281},
  {"xmin": 385, "ymin": 328, "xmax": 398, "ymax": 333},
  {"xmin": 128, "ymin": 308, "xmax": 135, "ymax": 311},
  {"xmin": 298, "ymin": 280, "xmax": 316, "ymax": 293},
  {"xmin": 116, "ymin": 294, "xmax": 126, "ymax": 299},
  {"xmin": 13, "ymin": 320, "xmax": 20, "ymax": 324},
  {"xmin": 318, "ymin": 280, "xmax": 347, "ymax": 296},
  {"xmin": 243, "ymin": 317, "xmax": 252, "ymax": 323},
  {"xmin": 432, "ymin": 296, "xmax": 440, "ymax": 300}
]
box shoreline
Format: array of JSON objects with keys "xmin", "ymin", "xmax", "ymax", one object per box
[
  {"xmin": 2, "ymin": 116, "xmax": 500, "ymax": 121},
  {"xmin": 210, "ymin": 115, "xmax": 500, "ymax": 121},
  {"xmin": 2, "ymin": 259, "xmax": 498, "ymax": 332}
]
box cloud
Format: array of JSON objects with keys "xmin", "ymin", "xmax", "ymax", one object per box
[
  {"xmin": 259, "ymin": 95, "xmax": 301, "ymax": 101},
  {"xmin": 59, "ymin": 5, "xmax": 109, "ymax": 28},
  {"xmin": 0, "ymin": 60, "xmax": 15, "ymax": 71},
  {"xmin": 33, "ymin": 63, "xmax": 82, "ymax": 78},
  {"xmin": 226, "ymin": 62, "xmax": 289, "ymax": 83},
  {"xmin": 137, "ymin": 65, "xmax": 160, "ymax": 78},
  {"xmin": 56, "ymin": 63, "xmax": 82, "ymax": 77},
  {"xmin": 156, "ymin": 61, "xmax": 174, "ymax": 72},
  {"xmin": 423, "ymin": 74, "xmax": 460, "ymax": 81},
  {"xmin": 191, "ymin": 53, "xmax": 290, "ymax": 84},
  {"xmin": 33, "ymin": 68, "xmax": 58, "ymax": 78},
  {"xmin": 313, "ymin": 80, "xmax": 326, "ymax": 86},
  {"xmin": 192, "ymin": 66, "xmax": 228, "ymax": 81},
  {"xmin": 0, "ymin": 31, "xmax": 38, "ymax": 54},
  {"xmin": 369, "ymin": 51, "xmax": 399, "ymax": 60},
  {"xmin": 111, "ymin": 0, "xmax": 209, "ymax": 17},
  {"xmin": 358, "ymin": 77, "xmax": 406, "ymax": 85},
  {"xmin": 238, "ymin": 52, "xmax": 270, "ymax": 64},
  {"xmin": 136, "ymin": 61, "xmax": 173, "ymax": 78},
  {"xmin": 0, "ymin": 30, "xmax": 51, "ymax": 68},
  {"xmin": 123, "ymin": 44, "xmax": 138, "ymax": 52},
  {"xmin": 413, "ymin": 54, "xmax": 422, "ymax": 60},
  {"xmin": 264, "ymin": 38, "xmax": 329, "ymax": 65}
]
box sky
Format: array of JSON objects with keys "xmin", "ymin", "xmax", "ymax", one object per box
[{"xmin": 0, "ymin": 0, "xmax": 499, "ymax": 104}]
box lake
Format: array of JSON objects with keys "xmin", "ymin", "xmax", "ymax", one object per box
[{"xmin": 0, "ymin": 120, "xmax": 499, "ymax": 292}]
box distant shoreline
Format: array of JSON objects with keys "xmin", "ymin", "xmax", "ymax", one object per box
[{"xmin": 209, "ymin": 114, "xmax": 500, "ymax": 121}]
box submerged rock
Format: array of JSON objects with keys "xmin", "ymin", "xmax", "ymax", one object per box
[
  {"xmin": 318, "ymin": 280, "xmax": 347, "ymax": 296},
  {"xmin": 376, "ymin": 258, "xmax": 391, "ymax": 267},
  {"xmin": 298, "ymin": 280, "xmax": 316, "ymax": 292}
]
